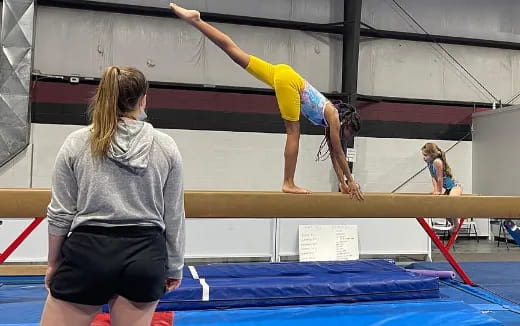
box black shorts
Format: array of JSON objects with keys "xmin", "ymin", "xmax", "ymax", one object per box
[{"xmin": 50, "ymin": 225, "xmax": 167, "ymax": 306}]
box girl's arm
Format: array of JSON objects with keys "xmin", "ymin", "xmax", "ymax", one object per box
[
  {"xmin": 431, "ymin": 177, "xmax": 438, "ymax": 194},
  {"xmin": 433, "ymin": 159, "xmax": 444, "ymax": 194},
  {"xmin": 327, "ymin": 136, "xmax": 349, "ymax": 194},
  {"xmin": 324, "ymin": 110, "xmax": 363, "ymax": 200}
]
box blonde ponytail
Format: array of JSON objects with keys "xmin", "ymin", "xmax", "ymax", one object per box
[{"xmin": 90, "ymin": 66, "xmax": 120, "ymax": 158}]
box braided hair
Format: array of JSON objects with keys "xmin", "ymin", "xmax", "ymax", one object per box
[{"xmin": 316, "ymin": 100, "xmax": 361, "ymax": 161}]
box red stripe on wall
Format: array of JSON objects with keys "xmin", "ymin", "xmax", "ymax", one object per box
[
  {"xmin": 147, "ymin": 88, "xmax": 278, "ymax": 114},
  {"xmin": 32, "ymin": 81, "xmax": 279, "ymax": 114},
  {"xmin": 358, "ymin": 101, "xmax": 489, "ymax": 125},
  {"xmin": 32, "ymin": 81, "xmax": 489, "ymax": 124},
  {"xmin": 32, "ymin": 82, "xmax": 96, "ymax": 104}
]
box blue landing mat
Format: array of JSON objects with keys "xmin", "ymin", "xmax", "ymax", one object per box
[
  {"xmin": 0, "ymin": 299, "xmax": 505, "ymax": 326},
  {"xmin": 2, "ymin": 261, "xmax": 519, "ymax": 325},
  {"xmin": 173, "ymin": 300, "xmax": 503, "ymax": 326},
  {"xmin": 0, "ymin": 283, "xmax": 46, "ymax": 324},
  {"xmin": 409, "ymin": 261, "xmax": 520, "ymax": 305},
  {"xmin": 156, "ymin": 260, "xmax": 439, "ymax": 311},
  {"xmin": 439, "ymin": 280, "xmax": 520, "ymax": 325}
]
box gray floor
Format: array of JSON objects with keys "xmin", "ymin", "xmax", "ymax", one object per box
[
  {"xmin": 185, "ymin": 239, "xmax": 520, "ymax": 265},
  {"xmin": 431, "ymin": 238, "xmax": 520, "ymax": 262}
]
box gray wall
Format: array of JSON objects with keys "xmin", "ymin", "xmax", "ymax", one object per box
[
  {"xmin": 34, "ymin": 4, "xmax": 520, "ymax": 104},
  {"xmin": 358, "ymin": 39, "xmax": 518, "ymax": 103},
  {"xmin": 34, "ymin": 6, "xmax": 342, "ymax": 93},
  {"xmin": 363, "ymin": 0, "xmax": 520, "ymax": 43},
  {"xmin": 86, "ymin": 0, "xmax": 344, "ymax": 23},
  {"xmin": 88, "ymin": 0, "xmax": 520, "ymax": 41},
  {"xmin": 473, "ymin": 106, "xmax": 520, "ymax": 196},
  {"xmin": 359, "ymin": 0, "xmax": 520, "ymax": 104}
]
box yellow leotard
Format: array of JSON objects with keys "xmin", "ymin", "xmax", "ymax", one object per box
[{"xmin": 246, "ymin": 56, "xmax": 328, "ymax": 126}]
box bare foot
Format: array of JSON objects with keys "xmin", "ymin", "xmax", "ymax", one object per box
[
  {"xmin": 169, "ymin": 3, "xmax": 201, "ymax": 23},
  {"xmin": 282, "ymin": 184, "xmax": 312, "ymax": 194}
]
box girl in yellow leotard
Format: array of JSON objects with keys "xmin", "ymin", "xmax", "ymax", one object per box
[{"xmin": 170, "ymin": 3, "xmax": 363, "ymax": 200}]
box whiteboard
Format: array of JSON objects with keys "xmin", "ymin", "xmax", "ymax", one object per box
[{"xmin": 278, "ymin": 218, "xmax": 429, "ymax": 258}]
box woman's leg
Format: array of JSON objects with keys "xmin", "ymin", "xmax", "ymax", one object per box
[
  {"xmin": 40, "ymin": 295, "xmax": 101, "ymax": 326},
  {"xmin": 109, "ymin": 296, "xmax": 159, "ymax": 326},
  {"xmin": 170, "ymin": 3, "xmax": 250, "ymax": 68}
]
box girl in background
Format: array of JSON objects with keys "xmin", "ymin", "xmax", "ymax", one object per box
[{"xmin": 422, "ymin": 142, "xmax": 462, "ymax": 230}]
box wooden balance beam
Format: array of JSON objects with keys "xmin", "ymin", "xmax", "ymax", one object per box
[
  {"xmin": 1, "ymin": 188, "xmax": 520, "ymax": 218},
  {"xmin": 1, "ymin": 188, "xmax": 519, "ymax": 284}
]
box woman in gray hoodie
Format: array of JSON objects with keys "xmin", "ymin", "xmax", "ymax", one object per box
[{"xmin": 40, "ymin": 66, "xmax": 185, "ymax": 326}]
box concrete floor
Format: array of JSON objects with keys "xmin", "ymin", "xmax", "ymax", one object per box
[
  {"xmin": 432, "ymin": 238, "xmax": 520, "ymax": 262},
  {"xmin": 2, "ymin": 237, "xmax": 519, "ymax": 276}
]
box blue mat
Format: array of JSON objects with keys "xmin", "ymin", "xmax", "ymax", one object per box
[
  {"xmin": 174, "ymin": 300, "xmax": 503, "ymax": 326},
  {"xmin": 153, "ymin": 260, "xmax": 439, "ymax": 311},
  {"xmin": 0, "ymin": 300, "xmax": 504, "ymax": 326},
  {"xmin": 439, "ymin": 280, "xmax": 520, "ymax": 325},
  {"xmin": 183, "ymin": 260, "xmax": 406, "ymax": 278},
  {"xmin": 1, "ymin": 263, "xmax": 518, "ymax": 325},
  {"xmin": 0, "ymin": 283, "xmax": 46, "ymax": 324},
  {"xmin": 409, "ymin": 262, "xmax": 520, "ymax": 305}
]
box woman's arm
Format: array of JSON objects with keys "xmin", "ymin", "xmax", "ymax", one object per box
[
  {"xmin": 48, "ymin": 234, "xmax": 65, "ymax": 266},
  {"xmin": 163, "ymin": 143, "xmax": 186, "ymax": 282},
  {"xmin": 45, "ymin": 137, "xmax": 78, "ymax": 288}
]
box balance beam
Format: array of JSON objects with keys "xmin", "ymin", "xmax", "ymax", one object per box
[
  {"xmin": 2, "ymin": 188, "xmax": 513, "ymax": 285},
  {"xmin": 0, "ymin": 188, "xmax": 519, "ymax": 218}
]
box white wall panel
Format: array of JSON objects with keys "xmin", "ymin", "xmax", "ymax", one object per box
[{"xmin": 0, "ymin": 145, "xmax": 32, "ymax": 188}]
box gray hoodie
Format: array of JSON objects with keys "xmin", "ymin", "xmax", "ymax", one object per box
[{"xmin": 47, "ymin": 119, "xmax": 185, "ymax": 279}]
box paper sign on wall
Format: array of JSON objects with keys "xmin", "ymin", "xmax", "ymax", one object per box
[
  {"xmin": 346, "ymin": 148, "xmax": 357, "ymax": 162},
  {"xmin": 298, "ymin": 225, "xmax": 359, "ymax": 262}
]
